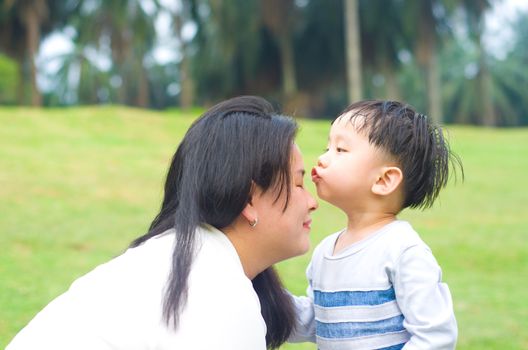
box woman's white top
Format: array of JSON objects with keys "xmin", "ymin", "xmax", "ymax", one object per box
[{"xmin": 7, "ymin": 225, "xmax": 267, "ymax": 350}]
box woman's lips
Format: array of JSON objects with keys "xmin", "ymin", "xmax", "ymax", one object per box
[
  {"xmin": 311, "ymin": 167, "xmax": 321, "ymax": 183},
  {"xmin": 303, "ymin": 219, "xmax": 312, "ymax": 229}
]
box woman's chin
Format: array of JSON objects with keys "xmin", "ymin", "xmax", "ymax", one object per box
[{"xmin": 297, "ymin": 238, "xmax": 311, "ymax": 256}]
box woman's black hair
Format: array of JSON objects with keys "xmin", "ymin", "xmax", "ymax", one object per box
[
  {"xmin": 338, "ymin": 99, "xmax": 463, "ymax": 210},
  {"xmin": 130, "ymin": 96, "xmax": 298, "ymax": 349}
]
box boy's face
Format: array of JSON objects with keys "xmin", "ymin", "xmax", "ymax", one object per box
[{"xmin": 311, "ymin": 114, "xmax": 390, "ymax": 211}]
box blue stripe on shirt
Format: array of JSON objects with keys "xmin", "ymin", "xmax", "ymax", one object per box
[
  {"xmin": 314, "ymin": 287, "xmax": 396, "ymax": 307},
  {"xmin": 379, "ymin": 344, "xmax": 405, "ymax": 350},
  {"xmin": 316, "ymin": 314, "xmax": 405, "ymax": 338}
]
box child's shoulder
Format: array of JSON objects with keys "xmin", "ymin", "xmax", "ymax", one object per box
[
  {"xmin": 311, "ymin": 229, "xmax": 343, "ymax": 256},
  {"xmin": 381, "ymin": 220, "xmax": 431, "ymax": 255}
]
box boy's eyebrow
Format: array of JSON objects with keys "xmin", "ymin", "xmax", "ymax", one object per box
[{"xmin": 329, "ymin": 132, "xmax": 349, "ymax": 142}]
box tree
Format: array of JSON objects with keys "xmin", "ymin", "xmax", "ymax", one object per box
[
  {"xmin": 260, "ymin": 0, "xmax": 297, "ymax": 99},
  {"xmin": 358, "ymin": 0, "xmax": 409, "ymax": 101},
  {"xmin": 411, "ymin": 1, "xmax": 443, "ymax": 123},
  {"xmin": 42, "ymin": 44, "xmax": 114, "ymax": 105},
  {"xmin": 292, "ymin": 0, "xmax": 347, "ymax": 117},
  {"xmin": 344, "ymin": 0, "xmax": 362, "ymax": 103},
  {"xmin": 185, "ymin": 0, "xmax": 276, "ymax": 104},
  {"xmin": 0, "ymin": 0, "xmax": 80, "ymax": 106},
  {"xmin": 0, "ymin": 53, "xmax": 18, "ymax": 103},
  {"xmin": 173, "ymin": 3, "xmax": 195, "ymax": 109},
  {"xmin": 502, "ymin": 9, "xmax": 528, "ymax": 125},
  {"xmin": 71, "ymin": 0, "xmax": 158, "ymax": 107},
  {"xmin": 0, "ymin": 0, "xmax": 48, "ymax": 105},
  {"xmin": 396, "ymin": 0, "xmax": 465, "ymax": 123},
  {"xmin": 442, "ymin": 6, "xmax": 528, "ymax": 126},
  {"xmin": 461, "ymin": 0, "xmax": 495, "ymax": 125}
]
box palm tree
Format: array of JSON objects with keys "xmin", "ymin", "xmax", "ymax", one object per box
[
  {"xmin": 260, "ymin": 0, "xmax": 297, "ymax": 99},
  {"xmin": 0, "ymin": 0, "xmax": 49, "ymax": 105},
  {"xmin": 72, "ymin": 0, "xmax": 158, "ymax": 107},
  {"xmin": 184, "ymin": 0, "xmax": 274, "ymax": 104},
  {"xmin": 398, "ymin": 0, "xmax": 463, "ymax": 123},
  {"xmin": 413, "ymin": 0, "xmax": 442, "ymax": 123},
  {"xmin": 461, "ymin": 0, "xmax": 495, "ymax": 125},
  {"xmin": 0, "ymin": 0, "xmax": 80, "ymax": 106},
  {"xmin": 43, "ymin": 43, "xmax": 113, "ymax": 105},
  {"xmin": 344, "ymin": 0, "xmax": 362, "ymax": 103},
  {"xmin": 172, "ymin": 0, "xmax": 195, "ymax": 109},
  {"xmin": 442, "ymin": 6, "xmax": 528, "ymax": 126},
  {"xmin": 359, "ymin": 0, "xmax": 409, "ymax": 101}
]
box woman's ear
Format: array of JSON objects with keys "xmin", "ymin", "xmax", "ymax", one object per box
[
  {"xmin": 241, "ymin": 181, "xmax": 259, "ymax": 224},
  {"xmin": 241, "ymin": 202, "xmax": 258, "ymax": 224},
  {"xmin": 372, "ymin": 166, "xmax": 403, "ymax": 196}
]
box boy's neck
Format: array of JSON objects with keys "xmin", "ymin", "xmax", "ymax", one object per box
[{"xmin": 333, "ymin": 212, "xmax": 397, "ymax": 255}]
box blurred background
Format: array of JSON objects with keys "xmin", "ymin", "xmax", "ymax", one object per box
[{"xmin": 1, "ymin": 0, "xmax": 527, "ymax": 124}]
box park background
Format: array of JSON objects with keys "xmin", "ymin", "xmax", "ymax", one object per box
[{"xmin": 1, "ymin": 0, "xmax": 527, "ymax": 348}]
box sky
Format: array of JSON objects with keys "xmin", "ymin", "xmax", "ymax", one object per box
[
  {"xmin": 483, "ymin": 0, "xmax": 528, "ymax": 58},
  {"xmin": 36, "ymin": 0, "xmax": 528, "ymax": 91}
]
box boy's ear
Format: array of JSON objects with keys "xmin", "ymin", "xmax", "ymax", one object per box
[{"xmin": 372, "ymin": 166, "xmax": 403, "ymax": 196}]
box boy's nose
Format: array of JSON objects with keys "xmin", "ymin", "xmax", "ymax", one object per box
[{"xmin": 317, "ymin": 153, "xmax": 328, "ymax": 168}]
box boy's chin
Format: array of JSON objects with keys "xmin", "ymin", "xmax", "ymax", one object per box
[
  {"xmin": 315, "ymin": 189, "xmax": 336, "ymax": 205},
  {"xmin": 316, "ymin": 190, "xmax": 349, "ymax": 211}
]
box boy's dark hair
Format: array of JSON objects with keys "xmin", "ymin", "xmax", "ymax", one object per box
[{"xmin": 337, "ymin": 99, "xmax": 463, "ymax": 210}]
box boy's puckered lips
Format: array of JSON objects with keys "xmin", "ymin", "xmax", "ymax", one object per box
[{"xmin": 311, "ymin": 167, "xmax": 321, "ymax": 183}]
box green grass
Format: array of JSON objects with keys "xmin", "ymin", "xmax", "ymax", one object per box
[{"xmin": 1, "ymin": 107, "xmax": 527, "ymax": 349}]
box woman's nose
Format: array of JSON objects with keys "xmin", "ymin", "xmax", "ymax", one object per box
[{"xmin": 308, "ymin": 192, "xmax": 318, "ymax": 212}]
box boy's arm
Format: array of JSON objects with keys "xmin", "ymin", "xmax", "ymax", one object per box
[
  {"xmin": 288, "ymin": 262, "xmax": 316, "ymax": 343},
  {"xmin": 288, "ymin": 292, "xmax": 316, "ymax": 343},
  {"xmin": 393, "ymin": 245, "xmax": 458, "ymax": 350}
]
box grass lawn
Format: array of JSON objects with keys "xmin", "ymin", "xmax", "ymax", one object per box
[{"xmin": 1, "ymin": 107, "xmax": 527, "ymax": 349}]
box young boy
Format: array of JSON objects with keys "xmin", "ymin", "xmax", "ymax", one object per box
[{"xmin": 290, "ymin": 100, "xmax": 461, "ymax": 350}]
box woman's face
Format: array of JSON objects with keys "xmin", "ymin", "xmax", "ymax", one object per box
[{"xmin": 253, "ymin": 144, "xmax": 318, "ymax": 262}]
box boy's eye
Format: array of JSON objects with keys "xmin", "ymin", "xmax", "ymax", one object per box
[{"xmin": 336, "ymin": 147, "xmax": 347, "ymax": 153}]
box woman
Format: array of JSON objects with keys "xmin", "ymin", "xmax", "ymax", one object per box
[{"xmin": 7, "ymin": 96, "xmax": 318, "ymax": 350}]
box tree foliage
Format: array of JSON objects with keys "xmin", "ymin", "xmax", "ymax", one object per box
[
  {"xmin": 1, "ymin": 0, "xmax": 527, "ymax": 126},
  {"xmin": 0, "ymin": 53, "xmax": 18, "ymax": 103}
]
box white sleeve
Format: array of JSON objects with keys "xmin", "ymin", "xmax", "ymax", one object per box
[
  {"xmin": 393, "ymin": 245, "xmax": 458, "ymax": 350},
  {"xmin": 6, "ymin": 290, "xmax": 115, "ymax": 350},
  {"xmin": 288, "ymin": 261, "xmax": 316, "ymax": 343}
]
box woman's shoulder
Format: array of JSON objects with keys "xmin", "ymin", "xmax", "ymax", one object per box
[
  {"xmin": 190, "ymin": 225, "xmax": 250, "ymax": 285},
  {"xmin": 181, "ymin": 226, "xmax": 266, "ymax": 341}
]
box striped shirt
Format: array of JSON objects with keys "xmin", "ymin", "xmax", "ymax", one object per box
[{"xmin": 290, "ymin": 220, "xmax": 457, "ymax": 349}]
